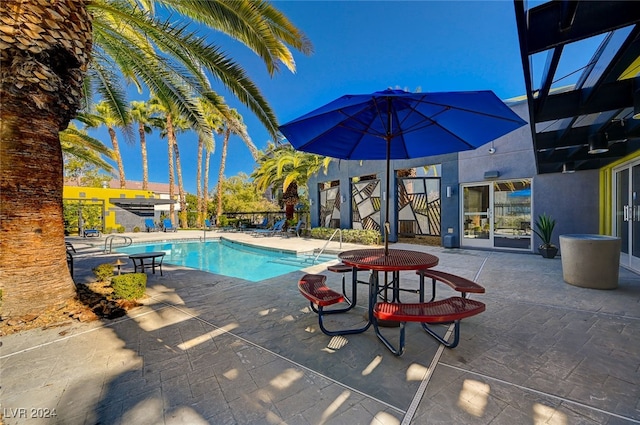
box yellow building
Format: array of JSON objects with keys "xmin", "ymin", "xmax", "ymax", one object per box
[{"xmin": 63, "ymin": 185, "xmax": 175, "ymax": 234}]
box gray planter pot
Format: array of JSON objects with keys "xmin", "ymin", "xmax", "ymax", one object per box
[
  {"xmin": 559, "ymin": 234, "xmax": 621, "ymax": 289},
  {"xmin": 538, "ymin": 245, "xmax": 558, "ymax": 259}
]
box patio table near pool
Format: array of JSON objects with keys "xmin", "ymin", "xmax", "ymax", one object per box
[
  {"xmin": 129, "ymin": 252, "xmax": 166, "ymax": 276},
  {"xmin": 339, "ymin": 248, "xmax": 439, "ymax": 304},
  {"xmin": 300, "ymin": 248, "xmax": 439, "ymax": 337}
]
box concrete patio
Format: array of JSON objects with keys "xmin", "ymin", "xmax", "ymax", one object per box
[{"xmin": 1, "ymin": 230, "xmax": 639, "ymax": 424}]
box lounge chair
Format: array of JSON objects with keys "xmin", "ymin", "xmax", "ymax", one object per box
[
  {"xmin": 163, "ymin": 218, "xmax": 177, "ymax": 232},
  {"xmin": 83, "ymin": 228, "xmax": 101, "ymax": 237},
  {"xmin": 287, "ymin": 220, "xmax": 306, "ymax": 237},
  {"xmin": 252, "ymin": 219, "xmax": 285, "ymax": 237},
  {"xmin": 255, "ymin": 217, "xmax": 269, "ymax": 229},
  {"xmin": 204, "ymin": 219, "xmax": 213, "ymax": 230},
  {"xmin": 145, "ymin": 218, "xmax": 158, "ymax": 232}
]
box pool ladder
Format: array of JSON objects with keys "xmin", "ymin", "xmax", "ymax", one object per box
[{"xmin": 104, "ymin": 235, "xmax": 133, "ymax": 253}]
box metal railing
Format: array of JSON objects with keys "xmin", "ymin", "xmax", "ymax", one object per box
[
  {"xmin": 104, "ymin": 235, "xmax": 132, "ymax": 253},
  {"xmin": 313, "ymin": 228, "xmax": 342, "ymax": 263}
]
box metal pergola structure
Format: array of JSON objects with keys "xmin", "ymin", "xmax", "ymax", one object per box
[{"xmin": 514, "ymin": 1, "xmax": 640, "ymax": 174}]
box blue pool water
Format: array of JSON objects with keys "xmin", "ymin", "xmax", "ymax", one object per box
[{"xmin": 116, "ymin": 239, "xmax": 334, "ymax": 282}]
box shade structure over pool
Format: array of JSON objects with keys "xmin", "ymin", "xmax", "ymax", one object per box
[{"xmin": 279, "ymin": 89, "xmax": 528, "ymax": 254}]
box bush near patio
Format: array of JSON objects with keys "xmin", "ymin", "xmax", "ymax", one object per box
[
  {"xmin": 92, "ymin": 263, "xmax": 114, "ymax": 282},
  {"xmin": 310, "ymin": 228, "xmax": 380, "ymax": 245},
  {"xmin": 111, "ymin": 273, "xmax": 147, "ymax": 300}
]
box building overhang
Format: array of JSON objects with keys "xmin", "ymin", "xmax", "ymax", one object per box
[
  {"xmin": 109, "ymin": 198, "xmax": 176, "ymax": 208},
  {"xmin": 514, "ymin": 0, "xmax": 640, "ymax": 174}
]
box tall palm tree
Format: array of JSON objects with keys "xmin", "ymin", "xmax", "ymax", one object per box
[
  {"xmin": 197, "ymin": 99, "xmax": 223, "ymax": 227},
  {"xmin": 215, "ymin": 109, "xmax": 257, "ymax": 220},
  {"xmin": 252, "ymin": 144, "xmax": 331, "ymax": 220},
  {"xmin": 0, "ymin": 0, "xmax": 311, "ymax": 317},
  {"xmin": 150, "ymin": 98, "xmax": 193, "ymax": 228},
  {"xmin": 91, "ymin": 101, "xmax": 128, "ymax": 188},
  {"xmin": 0, "ymin": 0, "xmax": 93, "ymax": 316},
  {"xmin": 129, "ymin": 101, "xmax": 154, "ymax": 190}
]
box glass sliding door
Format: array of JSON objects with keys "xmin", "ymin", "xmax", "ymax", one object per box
[
  {"xmin": 614, "ymin": 160, "xmax": 640, "ymax": 273},
  {"xmin": 633, "ymin": 163, "xmax": 640, "ymax": 271},
  {"xmin": 462, "ymin": 180, "xmax": 532, "ymax": 250}
]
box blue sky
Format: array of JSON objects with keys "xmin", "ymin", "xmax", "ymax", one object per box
[{"xmin": 103, "ymin": 1, "xmax": 533, "ymax": 194}]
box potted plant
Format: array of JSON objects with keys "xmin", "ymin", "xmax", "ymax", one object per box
[{"xmin": 533, "ymin": 213, "xmax": 558, "ymax": 258}]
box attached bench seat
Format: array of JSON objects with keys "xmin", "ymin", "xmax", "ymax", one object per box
[
  {"xmin": 298, "ymin": 274, "xmax": 370, "ymax": 336},
  {"xmin": 416, "ymin": 269, "xmax": 485, "ymax": 302},
  {"xmin": 298, "ymin": 274, "xmax": 345, "ymax": 307},
  {"xmin": 374, "ymin": 270, "xmax": 486, "ymax": 356},
  {"xmin": 373, "ymin": 297, "xmax": 485, "ymax": 355},
  {"xmin": 374, "ymin": 297, "xmax": 486, "ymax": 324}
]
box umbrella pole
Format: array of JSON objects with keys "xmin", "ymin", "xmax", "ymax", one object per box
[
  {"xmin": 384, "ymin": 98, "xmax": 392, "ymax": 256},
  {"xmin": 384, "ymin": 149, "xmax": 390, "ymax": 256}
]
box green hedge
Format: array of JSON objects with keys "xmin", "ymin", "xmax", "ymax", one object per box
[
  {"xmin": 92, "ymin": 263, "xmax": 114, "ymax": 282},
  {"xmin": 309, "ymin": 228, "xmax": 380, "ymax": 245},
  {"xmin": 111, "ymin": 273, "xmax": 147, "ymax": 300}
]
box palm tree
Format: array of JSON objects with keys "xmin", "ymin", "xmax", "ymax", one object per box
[
  {"xmin": 215, "ymin": 109, "xmax": 257, "ymax": 220},
  {"xmin": 91, "ymin": 101, "xmax": 128, "ymax": 188},
  {"xmin": 252, "ymin": 144, "xmax": 331, "ymax": 221},
  {"xmin": 150, "ymin": 98, "xmax": 193, "ymax": 228},
  {"xmin": 0, "ymin": 0, "xmax": 311, "ymax": 317},
  {"xmin": 203, "ymin": 144, "xmax": 213, "ymax": 223},
  {"xmin": 196, "ymin": 98, "xmax": 223, "ymax": 227},
  {"xmin": 129, "ymin": 101, "xmax": 154, "ymax": 190},
  {"xmin": 0, "ymin": 0, "xmax": 92, "ymax": 316}
]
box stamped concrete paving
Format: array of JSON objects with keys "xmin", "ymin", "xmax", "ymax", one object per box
[{"xmin": 1, "ymin": 231, "xmax": 639, "ymax": 424}]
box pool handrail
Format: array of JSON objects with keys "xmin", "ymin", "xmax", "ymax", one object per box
[
  {"xmin": 104, "ymin": 235, "xmax": 133, "ymax": 253},
  {"xmin": 313, "ymin": 228, "xmax": 342, "ymax": 263}
]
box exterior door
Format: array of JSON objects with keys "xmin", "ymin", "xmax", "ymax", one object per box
[
  {"xmin": 462, "ymin": 180, "xmax": 532, "ymax": 250},
  {"xmin": 462, "ymin": 184, "xmax": 492, "ymax": 248},
  {"xmin": 614, "ymin": 160, "xmax": 640, "ymax": 273}
]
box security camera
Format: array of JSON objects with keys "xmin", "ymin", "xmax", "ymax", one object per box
[{"xmin": 488, "ymin": 147, "xmax": 496, "ymax": 154}]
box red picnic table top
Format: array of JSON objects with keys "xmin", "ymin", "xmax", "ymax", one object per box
[{"xmin": 338, "ymin": 248, "xmax": 439, "ymax": 272}]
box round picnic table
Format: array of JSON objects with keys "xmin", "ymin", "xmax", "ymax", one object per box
[
  {"xmin": 339, "ymin": 248, "xmax": 440, "ymax": 327},
  {"xmin": 339, "ymin": 248, "xmax": 439, "ymax": 272}
]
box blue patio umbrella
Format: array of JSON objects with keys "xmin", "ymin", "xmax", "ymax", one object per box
[{"xmin": 279, "ymin": 89, "xmax": 527, "ymax": 254}]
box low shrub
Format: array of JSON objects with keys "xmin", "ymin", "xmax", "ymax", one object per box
[
  {"xmin": 309, "ymin": 228, "xmax": 380, "ymax": 245},
  {"xmin": 116, "ymin": 226, "xmax": 125, "ymax": 233},
  {"xmin": 133, "ymin": 226, "xmax": 141, "ymax": 233},
  {"xmin": 93, "ymin": 263, "xmax": 114, "ymax": 282},
  {"xmin": 217, "ymin": 215, "xmax": 229, "ymax": 227},
  {"xmin": 111, "ymin": 273, "xmax": 147, "ymax": 300}
]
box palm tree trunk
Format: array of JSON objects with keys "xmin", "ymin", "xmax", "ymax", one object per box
[
  {"xmin": 139, "ymin": 123, "xmax": 149, "ymax": 190},
  {"xmin": 196, "ymin": 137, "xmax": 204, "ymax": 227},
  {"xmin": 0, "ymin": 0, "xmax": 92, "ymax": 317},
  {"xmin": 204, "ymin": 149, "xmax": 211, "ymax": 222},
  {"xmin": 167, "ymin": 116, "xmax": 176, "ymax": 224},
  {"xmin": 216, "ymin": 129, "xmax": 231, "ymax": 218},
  {"xmin": 173, "ymin": 138, "xmax": 187, "ymax": 228},
  {"xmin": 108, "ymin": 126, "xmax": 125, "ymax": 188},
  {"xmin": 0, "ymin": 114, "xmax": 77, "ymax": 317}
]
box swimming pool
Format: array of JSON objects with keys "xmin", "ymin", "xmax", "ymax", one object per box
[{"xmin": 116, "ymin": 239, "xmax": 334, "ymax": 282}]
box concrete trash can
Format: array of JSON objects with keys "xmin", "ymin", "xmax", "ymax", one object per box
[{"xmin": 559, "ymin": 234, "xmax": 621, "ymax": 289}]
